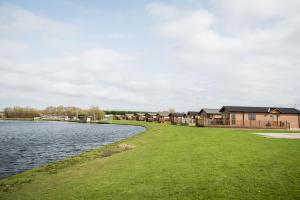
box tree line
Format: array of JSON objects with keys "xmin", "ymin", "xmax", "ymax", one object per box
[
  {"xmin": 2, "ymin": 107, "xmax": 176, "ymax": 119},
  {"xmin": 3, "ymin": 106, "xmax": 105, "ymax": 120},
  {"xmin": 4, "ymin": 107, "xmax": 40, "ymax": 118},
  {"xmin": 104, "ymin": 110, "xmax": 146, "ymax": 115},
  {"xmin": 104, "ymin": 108, "xmax": 176, "ymax": 115}
]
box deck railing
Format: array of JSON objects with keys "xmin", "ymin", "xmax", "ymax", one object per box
[
  {"xmin": 170, "ymin": 117, "xmax": 196, "ymax": 125},
  {"xmin": 196, "ymin": 119, "xmax": 290, "ymax": 129}
]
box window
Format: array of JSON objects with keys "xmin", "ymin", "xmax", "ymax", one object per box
[
  {"xmin": 231, "ymin": 113, "xmax": 236, "ymax": 125},
  {"xmin": 231, "ymin": 113, "xmax": 236, "ymax": 119},
  {"xmin": 272, "ymin": 115, "xmax": 278, "ymax": 121},
  {"xmin": 248, "ymin": 113, "xmax": 256, "ymax": 120}
]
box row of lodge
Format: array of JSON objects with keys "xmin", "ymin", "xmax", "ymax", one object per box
[{"xmin": 116, "ymin": 106, "xmax": 300, "ymax": 129}]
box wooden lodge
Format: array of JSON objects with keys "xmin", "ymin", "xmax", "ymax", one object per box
[
  {"xmin": 114, "ymin": 115, "xmax": 125, "ymax": 120},
  {"xmin": 196, "ymin": 108, "xmax": 224, "ymax": 127},
  {"xmin": 219, "ymin": 106, "xmax": 300, "ymax": 129},
  {"xmin": 196, "ymin": 106, "xmax": 300, "ymax": 129},
  {"xmin": 169, "ymin": 113, "xmax": 186, "ymax": 125},
  {"xmin": 125, "ymin": 114, "xmax": 135, "ymax": 120},
  {"xmin": 186, "ymin": 111, "xmax": 200, "ymax": 124},
  {"xmin": 157, "ymin": 113, "xmax": 170, "ymax": 123},
  {"xmin": 145, "ymin": 112, "xmax": 158, "ymax": 122},
  {"xmin": 135, "ymin": 113, "xmax": 146, "ymax": 121}
]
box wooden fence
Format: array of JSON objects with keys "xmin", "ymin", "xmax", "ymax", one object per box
[{"xmin": 196, "ymin": 119, "xmax": 290, "ymax": 129}]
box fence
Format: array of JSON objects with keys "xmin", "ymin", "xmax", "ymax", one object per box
[
  {"xmin": 196, "ymin": 118, "xmax": 290, "ymax": 129},
  {"xmin": 171, "ymin": 117, "xmax": 196, "ymax": 125}
]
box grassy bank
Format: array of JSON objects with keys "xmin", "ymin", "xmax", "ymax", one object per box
[{"xmin": 1, "ymin": 121, "xmax": 300, "ymax": 200}]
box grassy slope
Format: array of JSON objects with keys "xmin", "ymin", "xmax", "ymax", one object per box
[{"xmin": 1, "ymin": 121, "xmax": 300, "ymax": 200}]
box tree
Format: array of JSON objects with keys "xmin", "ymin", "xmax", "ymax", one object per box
[
  {"xmin": 168, "ymin": 108, "xmax": 176, "ymax": 114},
  {"xmin": 88, "ymin": 106, "xmax": 105, "ymax": 121},
  {"xmin": 4, "ymin": 106, "xmax": 40, "ymax": 118}
]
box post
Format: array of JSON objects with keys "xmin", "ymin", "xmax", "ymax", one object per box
[{"xmin": 242, "ymin": 112, "xmax": 245, "ymax": 127}]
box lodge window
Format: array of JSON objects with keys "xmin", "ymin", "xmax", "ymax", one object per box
[
  {"xmin": 272, "ymin": 115, "xmax": 278, "ymax": 121},
  {"xmin": 231, "ymin": 113, "xmax": 236, "ymax": 120},
  {"xmin": 248, "ymin": 113, "xmax": 256, "ymax": 120},
  {"xmin": 231, "ymin": 113, "xmax": 236, "ymax": 125}
]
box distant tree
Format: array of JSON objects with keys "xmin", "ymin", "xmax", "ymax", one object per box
[
  {"xmin": 44, "ymin": 106, "xmax": 85, "ymax": 116},
  {"xmin": 4, "ymin": 107, "xmax": 12, "ymax": 118},
  {"xmin": 105, "ymin": 110, "xmax": 146, "ymax": 115},
  {"xmin": 3, "ymin": 105, "xmax": 108, "ymax": 120},
  {"xmin": 88, "ymin": 106, "xmax": 105, "ymax": 120},
  {"xmin": 4, "ymin": 106, "xmax": 40, "ymax": 118},
  {"xmin": 168, "ymin": 108, "xmax": 176, "ymax": 114},
  {"xmin": 159, "ymin": 110, "xmax": 170, "ymax": 114}
]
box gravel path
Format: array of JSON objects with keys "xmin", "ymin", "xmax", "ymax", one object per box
[{"xmin": 255, "ymin": 133, "xmax": 300, "ymax": 139}]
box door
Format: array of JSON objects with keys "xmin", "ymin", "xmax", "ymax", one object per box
[{"xmin": 272, "ymin": 115, "xmax": 278, "ymax": 126}]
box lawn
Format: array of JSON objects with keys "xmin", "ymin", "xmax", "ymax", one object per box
[{"xmin": 1, "ymin": 121, "xmax": 300, "ymax": 200}]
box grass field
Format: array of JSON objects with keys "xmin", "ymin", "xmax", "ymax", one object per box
[{"xmin": 1, "ymin": 121, "xmax": 300, "ymax": 200}]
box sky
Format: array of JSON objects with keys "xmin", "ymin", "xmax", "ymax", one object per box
[{"xmin": 0, "ymin": 0, "xmax": 299, "ymax": 112}]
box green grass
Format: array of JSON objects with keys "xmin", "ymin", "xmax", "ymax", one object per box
[{"xmin": 1, "ymin": 121, "xmax": 300, "ymax": 200}]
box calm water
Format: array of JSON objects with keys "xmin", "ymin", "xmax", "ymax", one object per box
[{"xmin": 0, "ymin": 120, "xmax": 145, "ymax": 179}]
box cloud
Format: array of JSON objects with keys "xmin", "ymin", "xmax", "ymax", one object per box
[
  {"xmin": 0, "ymin": 46, "xmax": 152, "ymax": 106},
  {"xmin": 0, "ymin": 4, "xmax": 153, "ymax": 110},
  {"xmin": 0, "ymin": 4, "xmax": 79, "ymax": 38},
  {"xmin": 0, "ymin": 1, "xmax": 299, "ymax": 111},
  {"xmin": 214, "ymin": 0, "xmax": 300, "ymax": 19},
  {"xmin": 146, "ymin": 1, "xmax": 300, "ymax": 108},
  {"xmin": 146, "ymin": 3, "xmax": 179, "ymax": 20}
]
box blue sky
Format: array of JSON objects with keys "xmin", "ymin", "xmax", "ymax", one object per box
[{"xmin": 0, "ymin": 0, "xmax": 299, "ymax": 111}]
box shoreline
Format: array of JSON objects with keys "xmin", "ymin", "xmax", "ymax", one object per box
[
  {"xmin": 0, "ymin": 118, "xmax": 34, "ymax": 121},
  {"xmin": 0, "ymin": 121, "xmax": 147, "ymax": 183}
]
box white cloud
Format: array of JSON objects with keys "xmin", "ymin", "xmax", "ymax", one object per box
[
  {"xmin": 0, "ymin": 47, "xmax": 152, "ymax": 105},
  {"xmin": 0, "ymin": 1, "xmax": 299, "ymax": 111},
  {"xmin": 146, "ymin": 1, "xmax": 300, "ymax": 109},
  {"xmin": 0, "ymin": 5, "xmax": 154, "ymax": 110},
  {"xmin": 214, "ymin": 0, "xmax": 300, "ymax": 19},
  {"xmin": 146, "ymin": 3, "xmax": 179, "ymax": 20},
  {"xmin": 0, "ymin": 4, "xmax": 79, "ymax": 38}
]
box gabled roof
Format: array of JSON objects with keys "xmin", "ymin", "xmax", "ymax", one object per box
[
  {"xmin": 199, "ymin": 109, "xmax": 221, "ymax": 115},
  {"xmin": 169, "ymin": 113, "xmax": 186, "ymax": 117},
  {"xmin": 220, "ymin": 106, "xmax": 268, "ymax": 113},
  {"xmin": 187, "ymin": 111, "xmax": 199, "ymax": 116},
  {"xmin": 135, "ymin": 113, "xmax": 145, "ymax": 116},
  {"xmin": 125, "ymin": 114, "xmax": 135, "ymax": 116},
  {"xmin": 157, "ymin": 113, "xmax": 169, "ymax": 117},
  {"xmin": 219, "ymin": 106, "xmax": 300, "ymax": 114},
  {"xmin": 270, "ymin": 107, "xmax": 300, "ymax": 114}
]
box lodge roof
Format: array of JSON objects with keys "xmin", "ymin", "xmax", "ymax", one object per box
[
  {"xmin": 169, "ymin": 112, "xmax": 186, "ymax": 117},
  {"xmin": 199, "ymin": 109, "xmax": 221, "ymax": 115},
  {"xmin": 135, "ymin": 113, "xmax": 145, "ymax": 116},
  {"xmin": 219, "ymin": 106, "xmax": 300, "ymax": 114},
  {"xmin": 157, "ymin": 113, "xmax": 169, "ymax": 117},
  {"xmin": 187, "ymin": 111, "xmax": 199, "ymax": 115}
]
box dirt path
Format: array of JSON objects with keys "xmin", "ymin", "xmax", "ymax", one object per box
[{"xmin": 255, "ymin": 133, "xmax": 300, "ymax": 139}]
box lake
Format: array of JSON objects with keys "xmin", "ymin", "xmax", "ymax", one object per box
[{"xmin": 0, "ymin": 120, "xmax": 145, "ymax": 179}]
